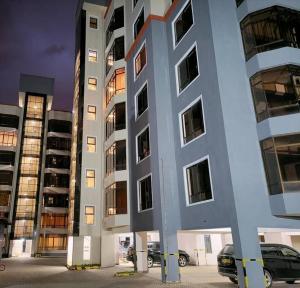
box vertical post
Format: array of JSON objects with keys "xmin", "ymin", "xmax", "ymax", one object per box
[{"xmin": 134, "ymin": 231, "xmax": 148, "ymax": 272}]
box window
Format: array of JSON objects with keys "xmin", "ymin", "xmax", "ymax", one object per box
[
  {"xmin": 173, "ymin": 0, "xmax": 193, "ymax": 45},
  {"xmin": 47, "ymin": 137, "xmax": 71, "ymax": 151},
  {"xmin": 135, "ymin": 43, "xmax": 146, "ymax": 78},
  {"xmin": 0, "ymin": 114, "xmax": 19, "ymax": 128},
  {"xmin": 134, "ymin": 8, "xmax": 144, "ymax": 39},
  {"xmin": 26, "ymin": 96, "xmax": 44, "ymax": 119},
  {"xmin": 87, "ymin": 105, "xmax": 96, "ymax": 120},
  {"xmin": 177, "ymin": 45, "xmax": 199, "ymax": 93},
  {"xmin": 38, "ymin": 235, "xmax": 67, "ymax": 250},
  {"xmin": 0, "ymin": 151, "xmax": 15, "ymax": 165},
  {"xmin": 241, "ymin": 6, "xmax": 300, "ymax": 60},
  {"xmin": 185, "ymin": 157, "xmax": 213, "ymax": 205},
  {"xmin": 138, "ymin": 175, "xmax": 152, "ymax": 211},
  {"xmin": 204, "ymin": 235, "xmax": 212, "ymax": 254},
  {"xmin": 19, "ymin": 177, "xmax": 38, "ymax": 196},
  {"xmin": 43, "ymin": 194, "xmax": 68, "ymax": 207},
  {"xmin": 106, "ymin": 140, "xmax": 126, "ymax": 175},
  {"xmin": 136, "ymin": 83, "xmax": 148, "ymax": 118},
  {"xmin": 46, "ymin": 155, "xmax": 70, "ymax": 169},
  {"xmin": 105, "ymin": 181, "xmax": 127, "ymax": 215},
  {"xmin": 85, "ymin": 206, "xmax": 95, "ymax": 224},
  {"xmin": 41, "ymin": 214, "xmax": 68, "ymax": 228},
  {"xmin": 251, "ymin": 65, "xmax": 300, "ymax": 122},
  {"xmin": 181, "ymin": 98, "xmax": 205, "ymax": 145},
  {"xmin": 88, "ymin": 78, "xmax": 97, "ymax": 91},
  {"xmin": 20, "ymin": 157, "xmax": 39, "ymax": 175},
  {"xmin": 88, "ymin": 50, "xmax": 97, "ymax": 62},
  {"xmin": 16, "ymin": 198, "xmax": 36, "ymax": 218},
  {"xmin": 0, "ymin": 191, "xmax": 10, "ymax": 207},
  {"xmin": 106, "ymin": 68, "xmax": 125, "ymax": 105},
  {"xmin": 89, "ymin": 17, "xmax": 98, "ymax": 29},
  {"xmin": 281, "ymin": 247, "xmax": 298, "ymax": 257},
  {"xmin": 87, "ymin": 137, "xmax": 96, "ymax": 153},
  {"xmin": 106, "ymin": 36, "xmax": 125, "ymax": 75},
  {"xmin": 106, "ymin": 102, "xmax": 126, "ymax": 139},
  {"xmin": 44, "ymin": 173, "xmax": 69, "ymax": 188},
  {"xmin": 0, "ymin": 131, "xmax": 17, "ymax": 147},
  {"xmin": 137, "ymin": 126, "xmax": 150, "ymax": 162},
  {"xmin": 106, "ymin": 6, "xmax": 124, "ymax": 46},
  {"xmin": 261, "ymin": 246, "xmax": 281, "ymax": 257},
  {"xmin": 22, "ymin": 138, "xmax": 41, "ymax": 155},
  {"xmin": 261, "ymin": 134, "xmax": 300, "ymax": 195},
  {"xmin": 86, "ymin": 169, "xmax": 95, "ymax": 188},
  {"xmin": 24, "ymin": 120, "xmax": 42, "ymax": 137},
  {"xmin": 0, "ymin": 171, "xmax": 13, "ymax": 185},
  {"xmin": 48, "ymin": 120, "xmax": 72, "ymax": 134},
  {"xmin": 14, "ymin": 220, "xmax": 33, "ymax": 237}
]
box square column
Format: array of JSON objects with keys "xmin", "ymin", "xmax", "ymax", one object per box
[{"xmin": 134, "ymin": 232, "xmax": 148, "ymax": 272}]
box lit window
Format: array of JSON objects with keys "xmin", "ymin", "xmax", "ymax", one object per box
[
  {"xmin": 88, "ymin": 78, "xmax": 97, "ymax": 91},
  {"xmin": 26, "ymin": 96, "xmax": 44, "ymax": 119},
  {"xmin": 136, "ymin": 83, "xmax": 148, "ymax": 118},
  {"xmin": 138, "ymin": 175, "xmax": 152, "ymax": 211},
  {"xmin": 87, "ymin": 105, "xmax": 96, "ymax": 120},
  {"xmin": 88, "ymin": 50, "xmax": 97, "ymax": 62},
  {"xmin": 134, "ymin": 8, "xmax": 144, "ymax": 39},
  {"xmin": 177, "ymin": 45, "xmax": 198, "ymax": 93},
  {"xmin": 0, "ymin": 131, "xmax": 17, "ymax": 147},
  {"xmin": 23, "ymin": 138, "xmax": 41, "ymax": 155},
  {"xmin": 24, "ymin": 120, "xmax": 42, "ymax": 137},
  {"xmin": 185, "ymin": 157, "xmax": 213, "ymax": 205},
  {"xmin": 137, "ymin": 126, "xmax": 150, "ymax": 162},
  {"xmin": 90, "ymin": 17, "xmax": 98, "ymax": 29},
  {"xmin": 87, "ymin": 137, "xmax": 96, "ymax": 153},
  {"xmin": 85, "ymin": 206, "xmax": 95, "ymax": 224},
  {"xmin": 135, "ymin": 44, "xmax": 146, "ymax": 78},
  {"xmin": 86, "ymin": 169, "xmax": 95, "ymax": 188},
  {"xmin": 20, "ymin": 157, "xmax": 39, "ymax": 175},
  {"xmin": 105, "ymin": 68, "xmax": 125, "ymax": 106}
]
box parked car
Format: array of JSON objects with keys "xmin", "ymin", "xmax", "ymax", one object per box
[
  {"xmin": 218, "ymin": 243, "xmax": 300, "ymax": 287},
  {"xmin": 127, "ymin": 241, "xmax": 190, "ymax": 268}
]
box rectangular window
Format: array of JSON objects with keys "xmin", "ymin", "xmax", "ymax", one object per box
[
  {"xmin": 105, "ymin": 181, "xmax": 127, "ymax": 215},
  {"xmin": 86, "ymin": 169, "xmax": 95, "ymax": 188},
  {"xmin": 106, "ymin": 36, "xmax": 125, "ymax": 75},
  {"xmin": 24, "ymin": 120, "xmax": 42, "ymax": 137},
  {"xmin": 177, "ymin": 45, "xmax": 199, "ymax": 93},
  {"xmin": 87, "ymin": 137, "xmax": 96, "ymax": 153},
  {"xmin": 0, "ymin": 131, "xmax": 17, "ymax": 147},
  {"xmin": 204, "ymin": 235, "xmax": 212, "ymax": 254},
  {"xmin": 89, "ymin": 17, "xmax": 98, "ymax": 29},
  {"xmin": 106, "ymin": 102, "xmax": 126, "ymax": 139},
  {"xmin": 85, "ymin": 206, "xmax": 95, "ymax": 224},
  {"xmin": 105, "ymin": 140, "xmax": 126, "ymax": 175},
  {"xmin": 185, "ymin": 157, "xmax": 213, "ymax": 205},
  {"xmin": 88, "ymin": 50, "xmax": 97, "ymax": 62},
  {"xmin": 20, "ymin": 157, "xmax": 39, "ymax": 175},
  {"xmin": 181, "ymin": 98, "xmax": 205, "ymax": 145},
  {"xmin": 173, "ymin": 0, "xmax": 193, "ymax": 45},
  {"xmin": 134, "ymin": 8, "xmax": 144, "ymax": 39},
  {"xmin": 0, "ymin": 114, "xmax": 19, "ymax": 129},
  {"xmin": 19, "ymin": 177, "xmax": 38, "ymax": 197},
  {"xmin": 22, "ymin": 138, "xmax": 41, "ymax": 155},
  {"xmin": 26, "ymin": 96, "xmax": 44, "ymax": 119},
  {"xmin": 135, "ymin": 44, "xmax": 146, "ymax": 78},
  {"xmin": 106, "ymin": 6, "xmax": 124, "ymax": 46},
  {"xmin": 137, "ymin": 126, "xmax": 150, "ymax": 162},
  {"xmin": 138, "ymin": 175, "xmax": 152, "ymax": 211},
  {"xmin": 87, "ymin": 105, "xmax": 96, "ymax": 120},
  {"xmin": 136, "ymin": 83, "xmax": 148, "ymax": 118},
  {"xmin": 105, "ymin": 68, "xmax": 125, "ymax": 106},
  {"xmin": 88, "ymin": 78, "xmax": 97, "ymax": 91}
]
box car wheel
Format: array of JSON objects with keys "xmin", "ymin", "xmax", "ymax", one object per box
[
  {"xmin": 147, "ymin": 256, "xmax": 153, "ymax": 268},
  {"xmin": 264, "ymin": 269, "xmax": 273, "ymax": 288},
  {"xmin": 286, "ymin": 281, "xmax": 295, "ymax": 284},
  {"xmin": 178, "ymin": 255, "xmax": 187, "ymax": 267},
  {"xmin": 229, "ymin": 277, "xmax": 238, "ymax": 284}
]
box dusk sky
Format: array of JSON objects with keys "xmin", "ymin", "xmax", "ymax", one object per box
[{"xmin": 0, "ymin": 0, "xmax": 79, "ymax": 111}]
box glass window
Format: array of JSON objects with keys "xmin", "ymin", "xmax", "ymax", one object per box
[
  {"xmin": 251, "ymin": 65, "xmax": 300, "ymax": 122},
  {"xmin": 20, "ymin": 157, "xmax": 39, "ymax": 175},
  {"xmin": 22, "ymin": 138, "xmax": 41, "ymax": 155},
  {"xmin": 241, "ymin": 6, "xmax": 300, "ymax": 60},
  {"xmin": 185, "ymin": 158, "xmax": 213, "ymax": 204},
  {"xmin": 105, "ymin": 181, "xmax": 127, "ymax": 215},
  {"xmin": 24, "ymin": 120, "xmax": 42, "ymax": 137},
  {"xmin": 181, "ymin": 99, "xmax": 205, "ymax": 144},
  {"xmin": 86, "ymin": 169, "xmax": 95, "ymax": 188},
  {"xmin": 281, "ymin": 247, "xmax": 299, "ymax": 257},
  {"xmin": 38, "ymin": 235, "xmax": 67, "ymax": 250},
  {"xmin": 106, "ymin": 140, "xmax": 126, "ymax": 175},
  {"xmin": 106, "ymin": 68, "xmax": 125, "ymax": 106},
  {"xmin": 261, "ymin": 134, "xmax": 300, "ymax": 195},
  {"xmin": 0, "ymin": 114, "xmax": 19, "ymax": 128},
  {"xmin": 87, "ymin": 105, "xmax": 96, "ymax": 120},
  {"xmin": 43, "ymin": 194, "xmax": 68, "ymax": 207},
  {"xmin": 136, "ymin": 83, "xmax": 148, "ymax": 118},
  {"xmin": 0, "ymin": 151, "xmax": 15, "ymax": 165},
  {"xmin": 177, "ymin": 46, "xmax": 199, "ymax": 92},
  {"xmin": 135, "ymin": 44, "xmax": 146, "ymax": 78},
  {"xmin": 85, "ymin": 206, "xmax": 95, "ymax": 224},
  {"xmin": 19, "ymin": 177, "xmax": 38, "ymax": 197},
  {"xmin": 88, "ymin": 78, "xmax": 97, "ymax": 91},
  {"xmin": 138, "ymin": 175, "xmax": 152, "ymax": 211},
  {"xmin": 41, "ymin": 214, "xmax": 67, "ymax": 228},
  {"xmin": 45, "ymin": 155, "xmax": 70, "ymax": 169},
  {"xmin": 44, "ymin": 173, "xmax": 69, "ymax": 188},
  {"xmin": 137, "ymin": 127, "xmax": 150, "ymax": 162},
  {"xmin": 0, "ymin": 131, "xmax": 17, "ymax": 147},
  {"xmin": 106, "ymin": 102, "xmax": 126, "ymax": 139},
  {"xmin": 90, "ymin": 17, "xmax": 98, "ymax": 29},
  {"xmin": 87, "ymin": 137, "xmax": 96, "ymax": 153},
  {"xmin": 48, "ymin": 120, "xmax": 71, "ymax": 134},
  {"xmin": 106, "ymin": 6, "xmax": 124, "ymax": 46},
  {"xmin": 204, "ymin": 235, "xmax": 212, "ymax": 254},
  {"xmin": 106, "ymin": 36, "xmax": 125, "ymax": 75},
  {"xmin": 0, "ymin": 191, "xmax": 10, "ymax": 206},
  {"xmin": 88, "ymin": 49, "xmax": 97, "ymax": 62},
  {"xmin": 0, "ymin": 171, "xmax": 13, "ymax": 185},
  {"xmin": 16, "ymin": 198, "xmax": 36, "ymax": 218},
  {"xmin": 47, "ymin": 137, "xmax": 71, "ymax": 151},
  {"xmin": 26, "ymin": 96, "xmax": 44, "ymax": 119},
  {"xmin": 134, "ymin": 8, "xmax": 144, "ymax": 39},
  {"xmin": 174, "ymin": 1, "xmax": 193, "ymax": 45},
  {"xmin": 14, "ymin": 220, "xmax": 33, "ymax": 237}
]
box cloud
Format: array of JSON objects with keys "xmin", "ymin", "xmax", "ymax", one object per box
[{"xmin": 45, "ymin": 44, "xmax": 66, "ymax": 55}]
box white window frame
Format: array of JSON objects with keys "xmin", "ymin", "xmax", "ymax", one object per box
[
  {"xmin": 87, "ymin": 136, "xmax": 97, "ymax": 153},
  {"xmin": 88, "ymin": 49, "xmax": 98, "ymax": 63},
  {"xmin": 178, "ymin": 95, "xmax": 206, "ymax": 148},
  {"xmin": 183, "ymin": 155, "xmax": 214, "ymax": 207},
  {"xmin": 84, "ymin": 205, "xmax": 95, "ymax": 225},
  {"xmin": 87, "ymin": 77, "xmax": 98, "ymax": 91},
  {"xmin": 87, "ymin": 105, "xmax": 97, "ymax": 121},
  {"xmin": 175, "ymin": 42, "xmax": 200, "ymax": 96},
  {"xmin": 134, "ymin": 80, "xmax": 148, "ymax": 121},
  {"xmin": 171, "ymin": 0, "xmax": 195, "ymax": 49},
  {"xmin": 89, "ymin": 16, "xmax": 99, "ymax": 30},
  {"xmin": 133, "ymin": 5, "xmax": 145, "ymax": 40},
  {"xmin": 85, "ymin": 169, "xmax": 96, "ymax": 189},
  {"xmin": 137, "ymin": 172, "xmax": 153, "ymax": 213},
  {"xmin": 134, "ymin": 40, "xmax": 147, "ymax": 82},
  {"xmin": 135, "ymin": 124, "xmax": 150, "ymax": 164}
]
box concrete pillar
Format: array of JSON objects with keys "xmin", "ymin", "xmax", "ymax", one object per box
[
  {"xmin": 101, "ymin": 231, "xmax": 116, "ymax": 267},
  {"xmin": 134, "ymin": 232, "xmax": 148, "ymax": 272},
  {"xmin": 232, "ymin": 226, "xmax": 265, "ymax": 288},
  {"xmin": 160, "ymin": 231, "xmax": 180, "ymax": 283}
]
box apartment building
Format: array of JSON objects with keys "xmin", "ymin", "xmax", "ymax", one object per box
[
  {"xmin": 69, "ymin": 0, "xmax": 300, "ymax": 287},
  {"xmin": 0, "ymin": 74, "xmax": 71, "ymax": 257}
]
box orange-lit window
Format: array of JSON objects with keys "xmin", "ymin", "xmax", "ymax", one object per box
[
  {"xmin": 24, "ymin": 120, "xmax": 42, "ymax": 137},
  {"xmin": 88, "ymin": 50, "xmax": 97, "ymax": 62},
  {"xmin": 20, "ymin": 157, "xmax": 39, "ymax": 175},
  {"xmin": 26, "ymin": 96, "xmax": 44, "ymax": 119},
  {"xmin": 87, "ymin": 105, "xmax": 96, "ymax": 120},
  {"xmin": 85, "ymin": 206, "xmax": 95, "ymax": 224},
  {"xmin": 87, "ymin": 137, "xmax": 96, "ymax": 153},
  {"xmin": 86, "ymin": 169, "xmax": 95, "ymax": 188},
  {"xmin": 135, "ymin": 44, "xmax": 146, "ymax": 78},
  {"xmin": 88, "ymin": 78, "xmax": 97, "ymax": 91},
  {"xmin": 0, "ymin": 131, "xmax": 17, "ymax": 147},
  {"xmin": 105, "ymin": 68, "xmax": 125, "ymax": 106},
  {"xmin": 22, "ymin": 138, "xmax": 41, "ymax": 155}
]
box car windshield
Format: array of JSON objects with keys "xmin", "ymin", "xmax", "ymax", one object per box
[{"xmin": 222, "ymin": 245, "xmax": 234, "ymax": 255}]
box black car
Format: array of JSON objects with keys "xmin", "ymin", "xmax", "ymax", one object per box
[
  {"xmin": 127, "ymin": 241, "xmax": 190, "ymax": 268},
  {"xmin": 218, "ymin": 243, "xmax": 300, "ymax": 287}
]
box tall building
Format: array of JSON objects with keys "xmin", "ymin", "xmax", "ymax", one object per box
[
  {"xmin": 70, "ymin": 0, "xmax": 300, "ymax": 287},
  {"xmin": 0, "ymin": 74, "xmax": 71, "ymax": 257}
]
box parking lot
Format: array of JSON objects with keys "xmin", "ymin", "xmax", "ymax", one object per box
[{"xmin": 0, "ymin": 257, "xmax": 299, "ymax": 288}]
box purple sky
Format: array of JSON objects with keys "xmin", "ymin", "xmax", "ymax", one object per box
[{"xmin": 0, "ymin": 0, "xmax": 79, "ymax": 111}]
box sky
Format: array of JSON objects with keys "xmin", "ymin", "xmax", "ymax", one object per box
[{"xmin": 0, "ymin": 0, "xmax": 79, "ymax": 111}]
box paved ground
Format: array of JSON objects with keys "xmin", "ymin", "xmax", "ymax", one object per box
[{"xmin": 0, "ymin": 257, "xmax": 299, "ymax": 288}]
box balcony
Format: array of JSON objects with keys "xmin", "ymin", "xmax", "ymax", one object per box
[{"xmin": 105, "ymin": 68, "xmax": 126, "ymax": 107}]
